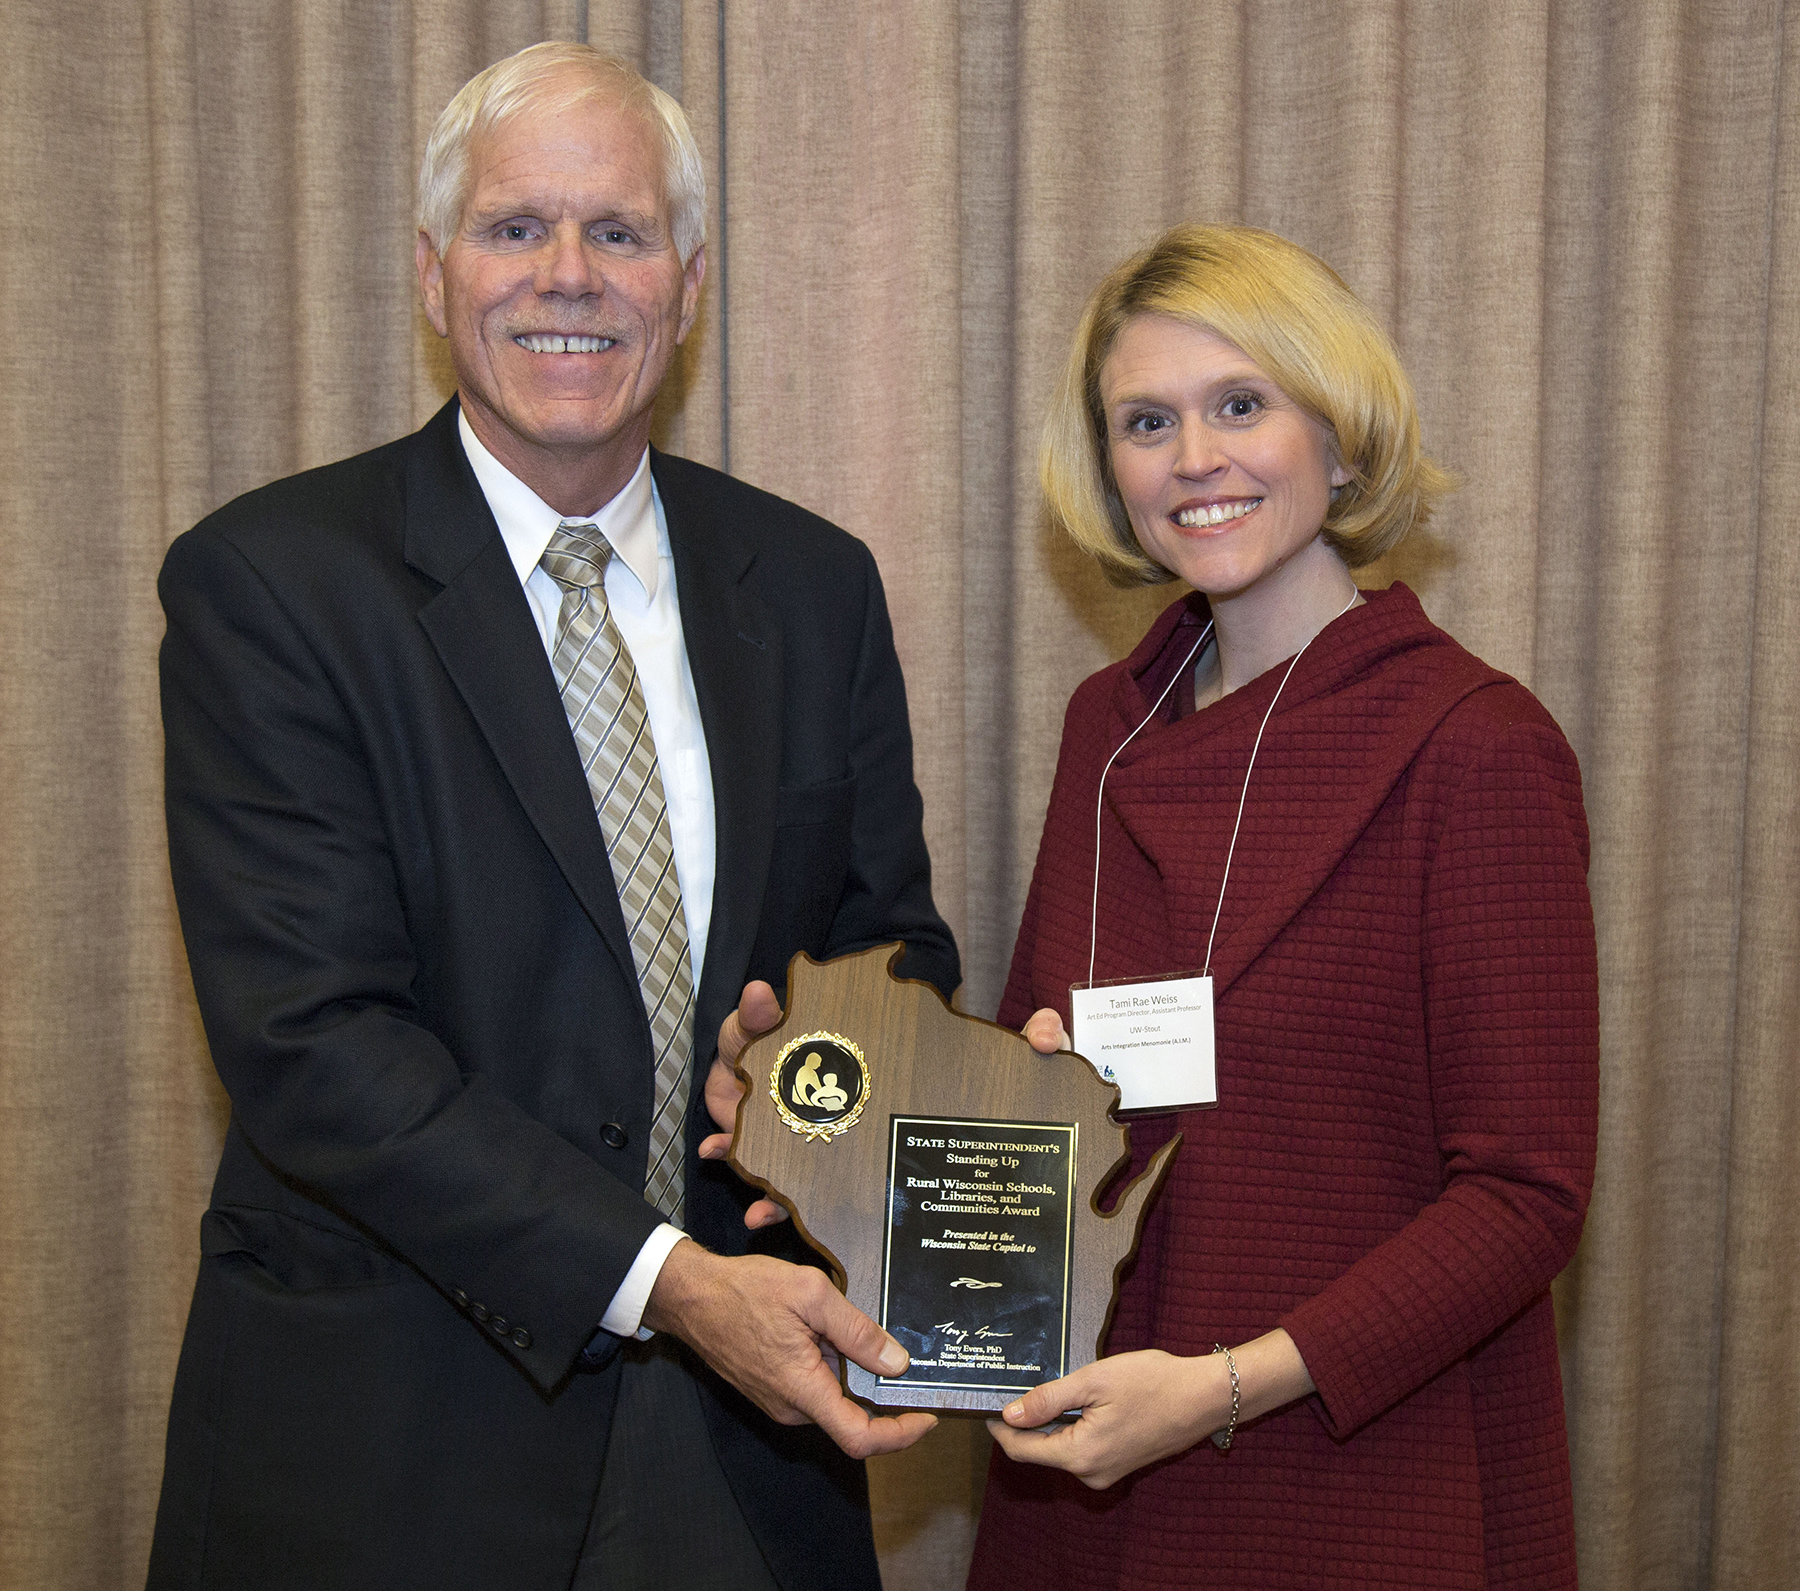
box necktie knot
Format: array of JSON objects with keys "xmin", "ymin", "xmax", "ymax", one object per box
[{"xmin": 541, "ymin": 523, "xmax": 614, "ymax": 591}]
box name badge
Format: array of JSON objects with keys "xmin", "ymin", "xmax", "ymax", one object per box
[{"xmin": 1069, "ymin": 973, "xmax": 1216, "ymax": 1113}]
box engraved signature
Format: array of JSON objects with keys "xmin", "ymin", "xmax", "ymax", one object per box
[
  {"xmin": 932, "ymin": 1320, "xmax": 1015, "ymax": 1344},
  {"xmin": 949, "ymin": 1277, "xmax": 1002, "ymax": 1289}
]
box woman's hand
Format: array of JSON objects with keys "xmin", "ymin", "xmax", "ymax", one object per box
[
  {"xmin": 986, "ymin": 1350, "xmax": 1224, "ymax": 1489},
  {"xmin": 986, "ymin": 1330, "xmax": 1315, "ymax": 1489},
  {"xmin": 1022, "ymin": 1008, "xmax": 1071, "ymax": 1055}
]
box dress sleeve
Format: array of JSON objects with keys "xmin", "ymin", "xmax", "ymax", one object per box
[{"xmin": 1279, "ymin": 712, "xmax": 1600, "ymax": 1436}]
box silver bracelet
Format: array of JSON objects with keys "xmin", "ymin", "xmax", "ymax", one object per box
[{"xmin": 1210, "ymin": 1343, "xmax": 1240, "ymax": 1451}]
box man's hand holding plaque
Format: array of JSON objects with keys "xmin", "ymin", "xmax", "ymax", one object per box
[{"xmin": 713, "ymin": 944, "xmax": 1180, "ymax": 1414}]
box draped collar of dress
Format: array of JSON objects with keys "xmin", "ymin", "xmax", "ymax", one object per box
[
  {"xmin": 1109, "ymin": 583, "xmax": 1499, "ymax": 750},
  {"xmin": 1096, "ymin": 582, "xmax": 1515, "ymax": 998}
]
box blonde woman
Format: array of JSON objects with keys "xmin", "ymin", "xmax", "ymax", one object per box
[{"xmin": 968, "ymin": 226, "xmax": 1596, "ymax": 1591}]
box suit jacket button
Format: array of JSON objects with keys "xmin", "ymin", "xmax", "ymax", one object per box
[
  {"xmin": 490, "ymin": 1316, "xmax": 509, "ymax": 1334},
  {"xmin": 451, "ymin": 1287, "xmax": 469, "ymax": 1307},
  {"xmin": 601, "ymin": 1123, "xmax": 629, "ymax": 1150},
  {"xmin": 470, "ymin": 1302, "xmax": 489, "ymax": 1323},
  {"xmin": 512, "ymin": 1327, "xmax": 532, "ymax": 1349}
]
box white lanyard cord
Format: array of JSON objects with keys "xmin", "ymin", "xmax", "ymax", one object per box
[
  {"xmin": 1087, "ymin": 621, "xmax": 1213, "ymax": 987},
  {"xmin": 1200, "ymin": 588, "xmax": 1360, "ymax": 976}
]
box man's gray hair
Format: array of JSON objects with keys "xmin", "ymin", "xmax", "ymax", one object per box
[{"xmin": 417, "ymin": 42, "xmax": 706, "ymax": 264}]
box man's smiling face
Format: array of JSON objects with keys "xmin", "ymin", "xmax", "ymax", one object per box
[{"xmin": 417, "ymin": 82, "xmax": 703, "ymax": 503}]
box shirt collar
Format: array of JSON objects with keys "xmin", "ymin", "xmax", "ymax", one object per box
[{"xmin": 457, "ymin": 407, "xmax": 661, "ymax": 600}]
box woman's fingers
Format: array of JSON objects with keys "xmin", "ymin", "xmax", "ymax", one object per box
[
  {"xmin": 986, "ymin": 1350, "xmax": 1224, "ymax": 1490},
  {"xmin": 1021, "ymin": 1008, "xmax": 1071, "ymax": 1055},
  {"xmin": 1000, "ymin": 1371, "xmax": 1084, "ymax": 1429}
]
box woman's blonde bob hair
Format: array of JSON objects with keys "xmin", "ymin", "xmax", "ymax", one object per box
[{"xmin": 1042, "ymin": 224, "xmax": 1454, "ymax": 584}]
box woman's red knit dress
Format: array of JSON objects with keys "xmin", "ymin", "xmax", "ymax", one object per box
[{"xmin": 967, "ymin": 585, "xmax": 1597, "ymax": 1591}]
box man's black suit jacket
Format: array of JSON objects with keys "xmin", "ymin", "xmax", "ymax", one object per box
[{"xmin": 147, "ymin": 400, "xmax": 959, "ymax": 1590}]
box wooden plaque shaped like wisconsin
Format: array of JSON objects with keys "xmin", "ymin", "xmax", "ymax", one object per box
[{"xmin": 729, "ymin": 943, "xmax": 1181, "ymax": 1413}]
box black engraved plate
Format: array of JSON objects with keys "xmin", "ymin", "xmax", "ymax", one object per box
[{"xmin": 874, "ymin": 1115, "xmax": 1076, "ymax": 1401}]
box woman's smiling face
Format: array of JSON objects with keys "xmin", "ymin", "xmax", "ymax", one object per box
[{"xmin": 1099, "ymin": 314, "xmax": 1351, "ymax": 600}]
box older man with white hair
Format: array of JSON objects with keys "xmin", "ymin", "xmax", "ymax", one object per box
[{"xmin": 147, "ymin": 41, "xmax": 956, "ymax": 1591}]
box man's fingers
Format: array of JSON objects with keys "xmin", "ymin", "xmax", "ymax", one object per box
[
  {"xmin": 703, "ymin": 1054, "xmax": 748, "ymax": 1134},
  {"xmin": 717, "ymin": 980, "xmax": 782, "ymax": 1066},
  {"xmin": 691, "ymin": 1135, "xmax": 788, "ymax": 1221},
  {"xmin": 744, "ymin": 1197, "xmax": 789, "ymax": 1229},
  {"xmin": 650, "ymin": 1246, "xmax": 929, "ymax": 1461},
  {"xmin": 738, "ymin": 979, "xmax": 782, "ymax": 1032},
  {"xmin": 796, "ymin": 1367, "xmax": 938, "ymax": 1458},
  {"xmin": 845, "ymin": 1410, "xmax": 939, "ymax": 1458},
  {"xmin": 1022, "ymin": 1008, "xmax": 1070, "ymax": 1055},
  {"xmin": 800, "ymin": 1281, "xmax": 910, "ymax": 1379},
  {"xmin": 739, "ymin": 1330, "xmax": 916, "ymax": 1456},
  {"xmin": 771, "ymin": 1279, "xmax": 930, "ymax": 1456},
  {"xmin": 697, "ymin": 1037, "xmax": 790, "ymax": 1224}
]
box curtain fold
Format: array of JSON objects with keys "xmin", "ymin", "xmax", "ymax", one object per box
[
  {"xmin": 1711, "ymin": 18, "xmax": 1800, "ymax": 1580},
  {"xmin": 0, "ymin": 2, "xmax": 1793, "ymax": 1586}
]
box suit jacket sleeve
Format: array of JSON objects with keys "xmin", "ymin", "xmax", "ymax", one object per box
[{"xmin": 161, "ymin": 521, "xmax": 663, "ymax": 1391}]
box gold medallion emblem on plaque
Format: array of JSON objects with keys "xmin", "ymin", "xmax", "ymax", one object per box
[{"xmin": 770, "ymin": 1031, "xmax": 869, "ymax": 1141}]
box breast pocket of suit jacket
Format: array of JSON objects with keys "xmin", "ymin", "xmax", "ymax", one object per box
[{"xmin": 752, "ymin": 776, "xmax": 858, "ymax": 975}]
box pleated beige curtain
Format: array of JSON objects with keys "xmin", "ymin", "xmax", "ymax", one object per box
[{"xmin": 1, "ymin": 2, "xmax": 1794, "ymax": 1588}]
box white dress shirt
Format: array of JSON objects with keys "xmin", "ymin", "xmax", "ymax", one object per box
[{"xmin": 459, "ymin": 411, "xmax": 708, "ymax": 1336}]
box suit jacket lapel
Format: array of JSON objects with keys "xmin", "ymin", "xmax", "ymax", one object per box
[
  {"xmin": 402, "ymin": 404, "xmax": 641, "ymax": 996},
  {"xmin": 651, "ymin": 451, "xmax": 783, "ymax": 1036}
]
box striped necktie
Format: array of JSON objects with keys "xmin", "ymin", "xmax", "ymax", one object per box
[{"xmin": 540, "ymin": 523, "xmax": 693, "ymax": 1224}]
